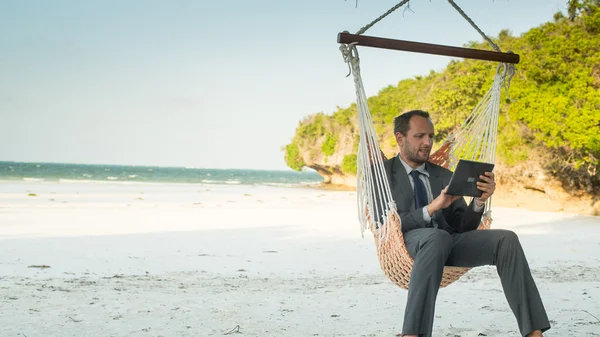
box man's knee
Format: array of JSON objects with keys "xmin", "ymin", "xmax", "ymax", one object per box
[
  {"xmin": 496, "ymin": 229, "xmax": 520, "ymax": 244},
  {"xmin": 494, "ymin": 229, "xmax": 525, "ymax": 256}
]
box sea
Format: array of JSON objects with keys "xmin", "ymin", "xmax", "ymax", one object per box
[{"xmin": 0, "ymin": 161, "xmax": 324, "ymax": 188}]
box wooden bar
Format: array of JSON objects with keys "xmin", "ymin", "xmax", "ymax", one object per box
[{"xmin": 338, "ymin": 32, "xmax": 519, "ymax": 64}]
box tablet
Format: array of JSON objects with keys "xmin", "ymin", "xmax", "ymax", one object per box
[{"xmin": 446, "ymin": 159, "xmax": 495, "ymax": 197}]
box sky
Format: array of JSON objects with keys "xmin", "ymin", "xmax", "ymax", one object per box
[{"xmin": 0, "ymin": 0, "xmax": 568, "ymax": 170}]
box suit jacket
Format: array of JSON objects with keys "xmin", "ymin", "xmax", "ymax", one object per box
[{"xmin": 381, "ymin": 156, "xmax": 484, "ymax": 234}]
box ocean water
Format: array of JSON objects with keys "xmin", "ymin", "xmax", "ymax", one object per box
[{"xmin": 0, "ymin": 161, "xmax": 324, "ymax": 188}]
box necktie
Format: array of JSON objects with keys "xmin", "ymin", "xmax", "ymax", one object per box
[{"xmin": 410, "ymin": 170, "xmax": 429, "ymax": 209}]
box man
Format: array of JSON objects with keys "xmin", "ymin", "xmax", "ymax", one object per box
[{"xmin": 385, "ymin": 110, "xmax": 550, "ymax": 337}]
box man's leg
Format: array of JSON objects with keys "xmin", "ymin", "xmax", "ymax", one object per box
[
  {"xmin": 402, "ymin": 228, "xmax": 453, "ymax": 337},
  {"xmin": 447, "ymin": 229, "xmax": 551, "ymax": 337}
]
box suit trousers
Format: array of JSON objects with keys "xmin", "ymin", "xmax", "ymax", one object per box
[{"xmin": 401, "ymin": 228, "xmax": 550, "ymax": 337}]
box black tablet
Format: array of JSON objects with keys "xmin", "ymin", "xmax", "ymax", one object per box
[{"xmin": 446, "ymin": 159, "xmax": 495, "ymax": 197}]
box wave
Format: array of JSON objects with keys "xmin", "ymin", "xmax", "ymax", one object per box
[
  {"xmin": 22, "ymin": 177, "xmax": 45, "ymax": 182},
  {"xmin": 57, "ymin": 179, "xmax": 149, "ymax": 185},
  {"xmin": 260, "ymin": 181, "xmax": 322, "ymax": 188},
  {"xmin": 200, "ymin": 179, "xmax": 241, "ymax": 185}
]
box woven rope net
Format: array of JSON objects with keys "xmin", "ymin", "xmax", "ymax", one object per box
[{"xmin": 340, "ymin": 42, "xmax": 512, "ymax": 290}]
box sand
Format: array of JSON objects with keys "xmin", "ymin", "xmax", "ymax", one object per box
[{"xmin": 1, "ymin": 181, "xmax": 599, "ymax": 336}]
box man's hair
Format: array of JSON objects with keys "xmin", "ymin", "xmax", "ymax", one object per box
[{"xmin": 393, "ymin": 110, "xmax": 431, "ymax": 136}]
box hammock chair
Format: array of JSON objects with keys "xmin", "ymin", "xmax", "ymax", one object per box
[{"xmin": 338, "ymin": 0, "xmax": 519, "ymax": 290}]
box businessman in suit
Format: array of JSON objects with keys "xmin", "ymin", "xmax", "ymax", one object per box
[{"xmin": 387, "ymin": 110, "xmax": 550, "ymax": 337}]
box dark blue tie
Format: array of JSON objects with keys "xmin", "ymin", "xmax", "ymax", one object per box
[{"xmin": 410, "ymin": 170, "xmax": 429, "ymax": 209}]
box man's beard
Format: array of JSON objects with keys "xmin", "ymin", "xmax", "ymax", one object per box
[{"xmin": 404, "ymin": 143, "xmax": 429, "ymax": 165}]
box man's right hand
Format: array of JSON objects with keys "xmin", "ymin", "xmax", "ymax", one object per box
[{"xmin": 427, "ymin": 186, "xmax": 461, "ymax": 216}]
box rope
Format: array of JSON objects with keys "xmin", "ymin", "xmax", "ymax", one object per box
[
  {"xmin": 355, "ymin": 0, "xmax": 411, "ymax": 35},
  {"xmin": 341, "ymin": 43, "xmax": 398, "ymax": 243},
  {"xmin": 446, "ymin": 1, "xmax": 516, "ymax": 100},
  {"xmin": 446, "ymin": 0, "xmax": 501, "ymax": 52},
  {"xmin": 353, "ymin": 0, "xmax": 500, "ymax": 52}
]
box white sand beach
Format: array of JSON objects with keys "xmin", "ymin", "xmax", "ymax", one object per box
[{"xmin": 1, "ymin": 181, "xmax": 599, "ymax": 337}]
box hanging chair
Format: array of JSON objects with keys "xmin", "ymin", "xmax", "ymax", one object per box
[{"xmin": 338, "ymin": 0, "xmax": 518, "ymax": 290}]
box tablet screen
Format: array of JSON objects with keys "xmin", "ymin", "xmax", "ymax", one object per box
[{"xmin": 446, "ymin": 159, "xmax": 495, "ymax": 197}]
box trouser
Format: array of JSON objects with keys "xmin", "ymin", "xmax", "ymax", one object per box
[{"xmin": 401, "ymin": 228, "xmax": 551, "ymax": 337}]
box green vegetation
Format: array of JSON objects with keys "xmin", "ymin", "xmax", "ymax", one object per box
[
  {"xmin": 321, "ymin": 133, "xmax": 337, "ymax": 156},
  {"xmin": 341, "ymin": 154, "xmax": 357, "ymax": 174},
  {"xmin": 284, "ymin": 143, "xmax": 305, "ymax": 171},
  {"xmin": 284, "ymin": 1, "xmax": 600, "ymax": 192}
]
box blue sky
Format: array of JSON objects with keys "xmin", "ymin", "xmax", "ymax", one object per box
[{"xmin": 0, "ymin": 0, "xmax": 567, "ymax": 170}]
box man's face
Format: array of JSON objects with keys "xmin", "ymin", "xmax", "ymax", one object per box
[{"xmin": 396, "ymin": 116, "xmax": 435, "ymax": 166}]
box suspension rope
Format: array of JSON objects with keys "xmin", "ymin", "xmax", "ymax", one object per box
[
  {"xmin": 446, "ymin": 0, "xmax": 501, "ymax": 52},
  {"xmin": 355, "ymin": 0, "xmax": 411, "ymax": 35},
  {"xmin": 446, "ymin": 0, "xmax": 516, "ymax": 98}
]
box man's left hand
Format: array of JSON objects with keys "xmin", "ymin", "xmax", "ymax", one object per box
[{"xmin": 476, "ymin": 171, "xmax": 496, "ymax": 206}]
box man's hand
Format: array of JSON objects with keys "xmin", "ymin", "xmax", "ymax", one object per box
[
  {"xmin": 427, "ymin": 186, "xmax": 461, "ymax": 216},
  {"xmin": 475, "ymin": 171, "xmax": 496, "ymax": 206}
]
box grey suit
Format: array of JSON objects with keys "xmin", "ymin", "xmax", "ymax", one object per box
[{"xmin": 382, "ymin": 156, "xmax": 550, "ymax": 337}]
